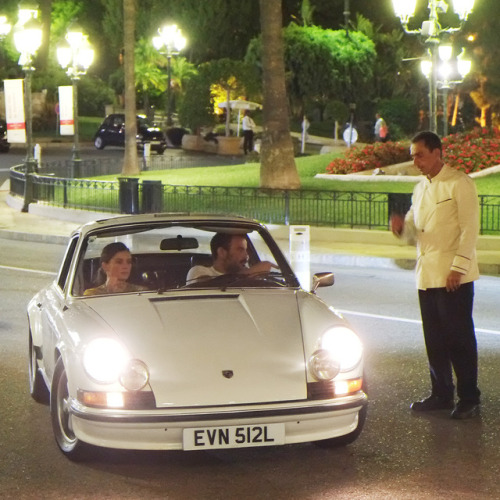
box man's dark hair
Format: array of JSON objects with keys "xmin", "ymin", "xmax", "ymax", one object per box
[
  {"xmin": 210, "ymin": 233, "xmax": 238, "ymax": 259},
  {"xmin": 411, "ymin": 131, "xmax": 442, "ymax": 152}
]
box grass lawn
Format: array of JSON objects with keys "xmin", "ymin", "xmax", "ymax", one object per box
[{"xmin": 93, "ymin": 152, "xmax": 500, "ymax": 196}]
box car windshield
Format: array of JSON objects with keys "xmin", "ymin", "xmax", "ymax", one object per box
[
  {"xmin": 137, "ymin": 115, "xmax": 153, "ymax": 128},
  {"xmin": 72, "ymin": 221, "xmax": 299, "ymax": 296}
]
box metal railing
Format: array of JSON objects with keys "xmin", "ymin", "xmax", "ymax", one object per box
[
  {"xmin": 36, "ymin": 153, "xmax": 243, "ymax": 178},
  {"xmin": 9, "ymin": 161, "xmax": 500, "ymax": 234}
]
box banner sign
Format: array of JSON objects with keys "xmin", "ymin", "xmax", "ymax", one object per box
[
  {"xmin": 58, "ymin": 85, "xmax": 74, "ymax": 135},
  {"xmin": 4, "ymin": 79, "xmax": 26, "ymax": 143}
]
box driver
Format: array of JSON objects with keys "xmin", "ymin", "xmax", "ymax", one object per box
[{"xmin": 186, "ymin": 232, "xmax": 277, "ymax": 284}]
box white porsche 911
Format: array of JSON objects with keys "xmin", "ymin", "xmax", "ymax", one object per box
[{"xmin": 28, "ymin": 214, "xmax": 367, "ymax": 460}]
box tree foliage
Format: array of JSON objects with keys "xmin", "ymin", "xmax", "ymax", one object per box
[
  {"xmin": 177, "ymin": 59, "xmax": 257, "ymax": 134},
  {"xmin": 246, "ymin": 23, "xmax": 376, "ymax": 116}
]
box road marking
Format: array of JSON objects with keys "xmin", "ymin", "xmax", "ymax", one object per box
[
  {"xmin": 339, "ymin": 309, "xmax": 500, "ymax": 336},
  {"xmin": 0, "ymin": 264, "xmax": 56, "ymax": 276}
]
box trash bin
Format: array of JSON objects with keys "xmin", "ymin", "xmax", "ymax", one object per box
[
  {"xmin": 142, "ymin": 180, "xmax": 163, "ymax": 213},
  {"xmin": 388, "ymin": 193, "xmax": 412, "ymax": 219},
  {"xmin": 119, "ymin": 177, "xmax": 139, "ymax": 214}
]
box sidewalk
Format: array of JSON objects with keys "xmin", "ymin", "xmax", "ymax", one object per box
[{"xmin": 2, "ymin": 182, "xmax": 500, "ymax": 276}]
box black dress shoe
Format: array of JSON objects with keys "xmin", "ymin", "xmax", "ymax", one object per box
[
  {"xmin": 411, "ymin": 395, "xmax": 454, "ymax": 412},
  {"xmin": 451, "ymin": 401, "xmax": 480, "ymax": 420}
]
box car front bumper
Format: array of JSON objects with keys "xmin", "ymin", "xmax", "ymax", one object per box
[{"xmin": 69, "ymin": 393, "xmax": 367, "ymax": 451}]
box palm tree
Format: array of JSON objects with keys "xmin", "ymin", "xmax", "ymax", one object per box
[
  {"xmin": 122, "ymin": 0, "xmax": 140, "ymax": 175},
  {"xmin": 135, "ymin": 37, "xmax": 167, "ymax": 120},
  {"xmin": 258, "ymin": 0, "xmax": 300, "ymax": 189}
]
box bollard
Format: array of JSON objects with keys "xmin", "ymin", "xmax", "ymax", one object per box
[
  {"xmin": 34, "ymin": 144, "xmax": 41, "ymax": 171},
  {"xmin": 289, "ymin": 225, "xmax": 310, "ymax": 290},
  {"xmin": 142, "ymin": 142, "xmax": 151, "ymax": 170}
]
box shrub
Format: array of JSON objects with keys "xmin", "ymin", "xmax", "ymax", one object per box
[
  {"xmin": 77, "ymin": 77, "xmax": 116, "ymax": 117},
  {"xmin": 442, "ymin": 128, "xmax": 500, "ymax": 173},
  {"xmin": 377, "ymin": 98, "xmax": 419, "ymax": 138},
  {"xmin": 326, "ymin": 141, "xmax": 411, "ymax": 174}
]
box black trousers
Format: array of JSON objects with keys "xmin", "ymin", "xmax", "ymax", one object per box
[
  {"xmin": 243, "ymin": 130, "xmax": 254, "ymax": 154},
  {"xmin": 418, "ymin": 282, "xmax": 480, "ymax": 404}
]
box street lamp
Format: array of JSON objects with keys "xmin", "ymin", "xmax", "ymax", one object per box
[
  {"xmin": 152, "ymin": 24, "xmax": 186, "ymax": 126},
  {"xmin": 13, "ymin": 4, "xmax": 42, "ymax": 212},
  {"xmin": 421, "ymin": 44, "xmax": 472, "ymax": 135},
  {"xmin": 57, "ymin": 23, "xmax": 94, "ymax": 176},
  {"xmin": 392, "ymin": 0, "xmax": 475, "ymax": 133}
]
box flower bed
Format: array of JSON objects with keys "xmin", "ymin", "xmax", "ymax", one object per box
[
  {"xmin": 442, "ymin": 128, "xmax": 500, "ymax": 173},
  {"xmin": 325, "ymin": 128, "xmax": 500, "ymax": 175},
  {"xmin": 325, "ymin": 141, "xmax": 411, "ymax": 175}
]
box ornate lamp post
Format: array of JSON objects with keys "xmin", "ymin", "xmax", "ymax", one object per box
[
  {"xmin": 392, "ymin": 0, "xmax": 475, "ymax": 133},
  {"xmin": 152, "ymin": 24, "xmax": 186, "ymax": 126},
  {"xmin": 57, "ymin": 23, "xmax": 94, "ymax": 176},
  {"xmin": 13, "ymin": 3, "xmax": 42, "ymax": 212},
  {"xmin": 421, "ymin": 44, "xmax": 471, "ymax": 135}
]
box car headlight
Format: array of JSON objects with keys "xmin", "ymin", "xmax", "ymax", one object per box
[
  {"xmin": 120, "ymin": 359, "xmax": 149, "ymax": 391},
  {"xmin": 83, "ymin": 338, "xmax": 130, "ymax": 384},
  {"xmin": 309, "ymin": 349, "xmax": 341, "ymax": 381},
  {"xmin": 321, "ymin": 326, "xmax": 363, "ymax": 372}
]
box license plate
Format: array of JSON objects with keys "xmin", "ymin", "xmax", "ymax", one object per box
[{"xmin": 183, "ymin": 423, "xmax": 285, "ymax": 450}]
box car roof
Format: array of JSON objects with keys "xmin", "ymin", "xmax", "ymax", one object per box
[{"xmin": 73, "ymin": 213, "xmax": 265, "ymax": 238}]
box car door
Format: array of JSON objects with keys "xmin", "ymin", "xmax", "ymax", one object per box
[
  {"xmin": 40, "ymin": 236, "xmax": 79, "ymax": 380},
  {"xmin": 107, "ymin": 115, "xmax": 125, "ymax": 146}
]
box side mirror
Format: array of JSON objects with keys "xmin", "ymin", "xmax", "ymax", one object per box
[{"xmin": 312, "ymin": 272, "xmax": 334, "ymax": 292}]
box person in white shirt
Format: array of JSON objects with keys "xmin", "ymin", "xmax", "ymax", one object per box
[
  {"xmin": 186, "ymin": 232, "xmax": 277, "ymax": 284},
  {"xmin": 391, "ymin": 131, "xmax": 480, "ymax": 420},
  {"xmin": 242, "ymin": 111, "xmax": 256, "ymax": 154},
  {"xmin": 374, "ymin": 113, "xmax": 388, "ymax": 142}
]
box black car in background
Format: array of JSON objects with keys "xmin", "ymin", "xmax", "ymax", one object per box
[
  {"xmin": 93, "ymin": 114, "xmax": 167, "ymax": 154},
  {"xmin": 0, "ymin": 119, "xmax": 10, "ymax": 153}
]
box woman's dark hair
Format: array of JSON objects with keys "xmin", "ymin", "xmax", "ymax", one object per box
[{"xmin": 100, "ymin": 242, "xmax": 130, "ymax": 265}]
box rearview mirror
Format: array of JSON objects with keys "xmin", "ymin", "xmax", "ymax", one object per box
[{"xmin": 160, "ymin": 236, "xmax": 199, "ymax": 251}]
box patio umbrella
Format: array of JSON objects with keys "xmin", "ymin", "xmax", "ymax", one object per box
[{"xmin": 218, "ymin": 100, "xmax": 262, "ymax": 136}]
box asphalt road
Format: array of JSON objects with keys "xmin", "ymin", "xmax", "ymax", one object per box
[{"xmin": 1, "ymin": 238, "xmax": 500, "ymax": 499}]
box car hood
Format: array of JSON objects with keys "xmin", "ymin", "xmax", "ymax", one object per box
[{"xmin": 84, "ymin": 289, "xmax": 307, "ymax": 407}]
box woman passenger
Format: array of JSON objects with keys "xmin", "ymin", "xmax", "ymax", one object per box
[{"xmin": 84, "ymin": 242, "xmax": 147, "ymax": 296}]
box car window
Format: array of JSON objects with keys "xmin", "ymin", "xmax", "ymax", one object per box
[
  {"xmin": 112, "ymin": 116, "xmax": 124, "ymax": 128},
  {"xmin": 57, "ymin": 236, "xmax": 79, "ymax": 292}
]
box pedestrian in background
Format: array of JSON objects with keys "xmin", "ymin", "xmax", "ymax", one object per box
[
  {"xmin": 242, "ymin": 110, "xmax": 256, "ymax": 154},
  {"xmin": 391, "ymin": 130, "xmax": 481, "ymax": 420},
  {"xmin": 374, "ymin": 113, "xmax": 388, "ymax": 142}
]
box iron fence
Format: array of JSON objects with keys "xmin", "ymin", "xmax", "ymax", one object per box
[
  {"xmin": 9, "ymin": 164, "xmax": 500, "ymax": 233},
  {"xmin": 36, "ymin": 152, "xmax": 243, "ymax": 178}
]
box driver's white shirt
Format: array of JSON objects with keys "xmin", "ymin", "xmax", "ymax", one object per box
[{"xmin": 186, "ymin": 265, "xmax": 223, "ymax": 284}]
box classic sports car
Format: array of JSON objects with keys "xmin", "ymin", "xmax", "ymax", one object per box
[{"xmin": 28, "ymin": 214, "xmax": 367, "ymax": 460}]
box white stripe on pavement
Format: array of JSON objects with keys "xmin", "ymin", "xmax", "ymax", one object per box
[
  {"xmin": 0, "ymin": 264, "xmax": 56, "ymax": 276},
  {"xmin": 338, "ymin": 309, "xmax": 500, "ymax": 336}
]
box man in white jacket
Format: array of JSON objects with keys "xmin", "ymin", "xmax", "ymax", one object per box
[
  {"xmin": 391, "ymin": 131, "xmax": 481, "ymax": 419},
  {"xmin": 242, "ymin": 111, "xmax": 256, "ymax": 154}
]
